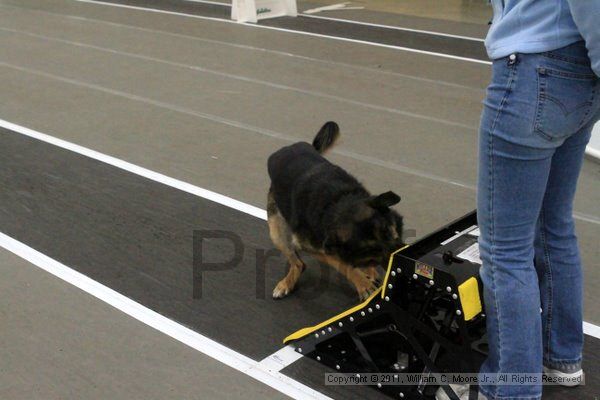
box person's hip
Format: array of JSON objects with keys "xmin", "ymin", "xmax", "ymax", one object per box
[{"xmin": 482, "ymin": 41, "xmax": 599, "ymax": 150}]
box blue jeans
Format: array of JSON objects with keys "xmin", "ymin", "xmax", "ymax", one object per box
[{"xmin": 477, "ymin": 41, "xmax": 600, "ymax": 400}]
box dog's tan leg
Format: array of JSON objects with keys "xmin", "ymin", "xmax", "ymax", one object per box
[
  {"xmin": 315, "ymin": 254, "xmax": 379, "ymax": 301},
  {"xmin": 360, "ymin": 266, "xmax": 381, "ymax": 287},
  {"xmin": 268, "ymin": 208, "xmax": 306, "ymax": 299},
  {"xmin": 272, "ymin": 262, "xmax": 305, "ymax": 299}
]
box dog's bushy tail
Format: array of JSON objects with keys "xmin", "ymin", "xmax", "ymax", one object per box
[{"xmin": 312, "ymin": 121, "xmax": 340, "ymax": 154}]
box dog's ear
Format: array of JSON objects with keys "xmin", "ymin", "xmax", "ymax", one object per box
[{"xmin": 368, "ymin": 191, "xmax": 401, "ymax": 209}]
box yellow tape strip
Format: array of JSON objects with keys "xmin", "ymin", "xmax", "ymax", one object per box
[
  {"xmin": 283, "ymin": 245, "xmax": 409, "ymax": 344},
  {"xmin": 283, "ymin": 287, "xmax": 383, "ymax": 344},
  {"xmin": 380, "ymin": 245, "xmax": 409, "ymax": 299},
  {"xmin": 457, "ymin": 277, "xmax": 482, "ymax": 321}
]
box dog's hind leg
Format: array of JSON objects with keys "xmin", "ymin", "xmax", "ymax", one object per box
[
  {"xmin": 267, "ymin": 196, "xmax": 306, "ymax": 299},
  {"xmin": 269, "ymin": 214, "xmax": 306, "ymax": 299}
]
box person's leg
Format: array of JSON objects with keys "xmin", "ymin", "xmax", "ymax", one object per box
[
  {"xmin": 535, "ymin": 121, "xmax": 594, "ymax": 377},
  {"xmin": 477, "ymin": 55, "xmax": 552, "ymax": 399},
  {"xmin": 477, "ymin": 41, "xmax": 598, "ymax": 399},
  {"xmin": 532, "ymin": 41, "xmax": 600, "ymax": 380}
]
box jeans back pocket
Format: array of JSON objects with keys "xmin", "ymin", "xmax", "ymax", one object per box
[{"xmin": 534, "ymin": 67, "xmax": 597, "ymax": 142}]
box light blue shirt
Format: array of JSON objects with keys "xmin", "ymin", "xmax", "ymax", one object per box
[{"xmin": 486, "ymin": 0, "xmax": 600, "ymax": 76}]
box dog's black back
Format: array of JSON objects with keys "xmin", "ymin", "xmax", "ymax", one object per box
[
  {"xmin": 267, "ymin": 122, "xmax": 404, "ymax": 268},
  {"xmin": 269, "ymin": 144, "xmax": 369, "ymax": 244},
  {"xmin": 268, "ymin": 122, "xmax": 361, "ymax": 243}
]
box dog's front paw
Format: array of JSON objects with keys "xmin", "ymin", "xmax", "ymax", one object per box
[
  {"xmin": 350, "ymin": 267, "xmax": 380, "ymax": 301},
  {"xmin": 272, "ymin": 280, "xmax": 292, "ymax": 299},
  {"xmin": 362, "ymin": 266, "xmax": 381, "ymax": 284},
  {"xmin": 356, "ymin": 280, "xmax": 378, "ymax": 301}
]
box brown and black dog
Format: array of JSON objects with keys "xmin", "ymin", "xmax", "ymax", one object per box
[{"xmin": 267, "ymin": 121, "xmax": 404, "ymax": 300}]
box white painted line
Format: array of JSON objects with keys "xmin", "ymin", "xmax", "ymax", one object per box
[
  {"xmin": 584, "ymin": 321, "xmax": 600, "ymax": 340},
  {"xmin": 573, "ymin": 211, "xmax": 600, "ymax": 225},
  {"xmin": 304, "ymin": 2, "xmax": 350, "ymax": 13},
  {"xmin": 73, "ymin": 0, "xmax": 492, "ymax": 65},
  {"xmin": 304, "ymin": 7, "xmax": 364, "ymax": 14},
  {"xmin": 0, "ymin": 3, "xmax": 483, "ymax": 92},
  {"xmin": 0, "ymin": 27, "xmax": 475, "ymax": 130},
  {"xmin": 303, "ymin": 3, "xmax": 361, "ymax": 14},
  {"xmin": 300, "ymin": 14, "xmax": 485, "ymax": 42},
  {"xmin": 0, "ymin": 118, "xmax": 267, "ymax": 221},
  {"xmin": 0, "ymin": 231, "xmax": 329, "ymax": 399},
  {"xmin": 182, "ymin": 0, "xmax": 484, "ymax": 42},
  {"xmin": 439, "ymin": 225, "xmax": 477, "ymax": 246},
  {"xmin": 0, "ymin": 61, "xmax": 480, "ymax": 191},
  {"xmin": 585, "ymin": 145, "xmax": 600, "ymax": 160},
  {"xmin": 259, "ymin": 345, "xmax": 304, "ymax": 372},
  {"xmin": 184, "ymin": 0, "xmax": 232, "ymax": 6}
]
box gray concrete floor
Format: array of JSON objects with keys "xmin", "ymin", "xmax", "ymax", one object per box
[
  {"xmin": 0, "ymin": 0, "xmax": 598, "ymax": 398},
  {"xmin": 0, "ymin": 248, "xmax": 289, "ymax": 400}
]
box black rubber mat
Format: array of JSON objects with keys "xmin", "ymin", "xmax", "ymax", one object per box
[
  {"xmin": 261, "ymin": 17, "xmax": 487, "ymax": 61},
  {"xmin": 0, "ymin": 128, "xmax": 361, "ymax": 361},
  {"xmin": 92, "ymin": 0, "xmax": 488, "ymax": 61},
  {"xmin": 103, "ymin": 0, "xmax": 231, "ymax": 18}
]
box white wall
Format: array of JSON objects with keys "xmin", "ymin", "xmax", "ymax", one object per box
[{"xmin": 588, "ymin": 122, "xmax": 600, "ymax": 160}]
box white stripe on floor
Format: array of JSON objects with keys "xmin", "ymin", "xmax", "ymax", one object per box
[
  {"xmin": 0, "ymin": 231, "xmax": 330, "ymax": 399},
  {"xmin": 0, "ymin": 27, "xmax": 475, "ymax": 130},
  {"xmin": 184, "ymin": 0, "xmax": 486, "ymax": 42},
  {"xmin": 0, "ymin": 3, "xmax": 483, "ymax": 92},
  {"xmin": 0, "ymin": 118, "xmax": 267, "ymax": 220},
  {"xmin": 259, "ymin": 345, "xmax": 304, "ymax": 373},
  {"xmin": 73, "ymin": 0, "xmax": 492, "ymax": 65}
]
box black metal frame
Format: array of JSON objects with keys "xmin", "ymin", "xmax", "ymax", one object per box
[{"xmin": 285, "ymin": 211, "xmax": 488, "ymax": 400}]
